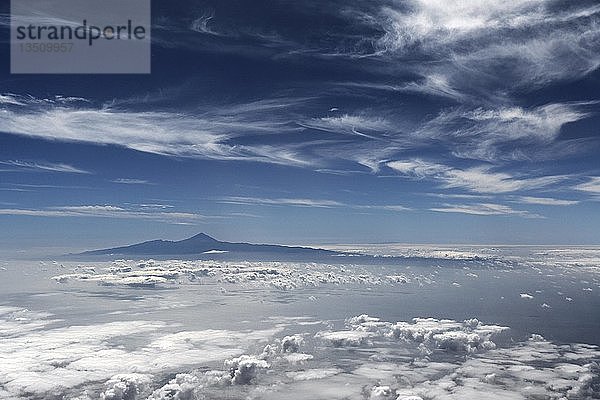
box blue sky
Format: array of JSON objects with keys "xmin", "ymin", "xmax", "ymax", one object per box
[{"xmin": 1, "ymin": 0, "xmax": 600, "ymax": 254}]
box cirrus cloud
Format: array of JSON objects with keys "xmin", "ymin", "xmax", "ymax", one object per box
[{"xmin": 387, "ymin": 159, "xmax": 565, "ymax": 194}]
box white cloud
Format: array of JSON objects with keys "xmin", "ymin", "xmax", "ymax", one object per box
[
  {"xmin": 3, "ymin": 277, "xmax": 600, "ymax": 400},
  {"xmin": 372, "ymin": 1, "xmax": 600, "ymax": 91},
  {"xmin": 51, "ymin": 259, "xmax": 402, "ymax": 291},
  {"xmin": 0, "ymin": 308, "xmax": 281, "ymax": 399},
  {"xmin": 100, "ymin": 373, "xmax": 153, "ymax": 400},
  {"xmin": 397, "ymin": 74, "xmax": 467, "ymax": 101},
  {"xmin": 574, "ymin": 177, "xmax": 600, "ymax": 194},
  {"xmin": 425, "ymin": 193, "xmax": 491, "ymax": 200},
  {"xmin": 463, "ymin": 104, "xmax": 587, "ymax": 142},
  {"xmin": 225, "ymin": 355, "xmax": 270, "ymax": 385},
  {"xmin": 376, "ymin": 0, "xmax": 543, "ymax": 52},
  {"xmin": 286, "ymin": 368, "xmax": 342, "ymax": 381},
  {"xmin": 386, "ymin": 159, "xmax": 449, "ymax": 178},
  {"xmin": 111, "ymin": 178, "xmax": 151, "ymax": 185},
  {"xmin": 0, "ymin": 160, "xmax": 91, "ymax": 174},
  {"xmin": 430, "ymin": 203, "xmax": 543, "ymax": 218},
  {"xmin": 516, "ymin": 196, "xmax": 579, "ymax": 206},
  {"xmin": 336, "ymin": 77, "xmax": 466, "ymax": 101},
  {"xmin": 362, "ymin": 205, "xmax": 411, "ymax": 212},
  {"xmin": 0, "ymin": 95, "xmax": 313, "ymax": 167},
  {"xmin": 218, "ymin": 196, "xmax": 412, "ymax": 213},
  {"xmin": 417, "ymin": 103, "xmax": 593, "ymax": 161},
  {"xmin": 281, "ymin": 334, "xmax": 304, "ymax": 353},
  {"xmin": 0, "ymin": 205, "xmax": 207, "ymax": 224},
  {"xmin": 190, "ymin": 11, "xmax": 223, "ymax": 36},
  {"xmin": 146, "ymin": 372, "xmax": 205, "ymax": 400},
  {"xmin": 219, "ymin": 196, "xmax": 344, "ymax": 208},
  {"xmin": 300, "ymin": 114, "xmax": 391, "ymax": 139},
  {"xmin": 387, "ymin": 159, "xmax": 564, "ymax": 193},
  {"xmin": 316, "ymin": 330, "xmax": 373, "ymax": 347},
  {"xmin": 0, "ymin": 94, "xmax": 26, "ymax": 106},
  {"xmin": 442, "ymin": 167, "xmax": 563, "ymax": 193}
]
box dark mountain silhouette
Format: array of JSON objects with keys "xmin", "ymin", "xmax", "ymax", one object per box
[{"xmin": 78, "ymin": 233, "xmax": 339, "ymax": 257}]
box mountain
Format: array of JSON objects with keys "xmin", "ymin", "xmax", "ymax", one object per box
[{"xmin": 77, "ymin": 233, "xmax": 339, "ymax": 257}]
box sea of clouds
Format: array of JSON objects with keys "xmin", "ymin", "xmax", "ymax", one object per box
[
  {"xmin": 1, "ymin": 247, "xmax": 599, "ymax": 399},
  {"xmin": 1, "ymin": 306, "xmax": 598, "ymax": 399}
]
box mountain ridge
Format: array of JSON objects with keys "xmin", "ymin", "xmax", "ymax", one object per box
[{"xmin": 77, "ymin": 232, "xmax": 339, "ymax": 257}]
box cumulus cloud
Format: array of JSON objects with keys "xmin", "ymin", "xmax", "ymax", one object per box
[
  {"xmin": 100, "ymin": 374, "xmax": 153, "ymax": 400},
  {"xmin": 316, "ymin": 330, "xmax": 373, "ymax": 347},
  {"xmin": 146, "ymin": 373, "xmax": 200, "ymax": 400},
  {"xmin": 225, "ymin": 355, "xmax": 270, "ymax": 385},
  {"xmin": 264, "ymin": 313, "xmax": 600, "ymax": 400},
  {"xmin": 3, "ymin": 303, "xmax": 599, "ymax": 400},
  {"xmin": 281, "ymin": 334, "xmax": 304, "ymax": 353},
  {"xmin": 51, "ymin": 259, "xmax": 403, "ymax": 290},
  {"xmin": 369, "ymin": 385, "xmax": 395, "ymax": 399},
  {"xmin": 0, "ymin": 308, "xmax": 280, "ymax": 399}
]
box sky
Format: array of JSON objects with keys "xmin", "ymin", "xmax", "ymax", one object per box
[{"xmin": 0, "ymin": 0, "xmax": 599, "ymax": 254}]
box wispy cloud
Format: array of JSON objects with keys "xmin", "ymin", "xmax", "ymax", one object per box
[
  {"xmin": 430, "ymin": 203, "xmax": 543, "ymax": 218},
  {"xmin": 515, "ymin": 196, "xmax": 579, "ymax": 206},
  {"xmin": 440, "ymin": 167, "xmax": 565, "ymax": 193},
  {"xmin": 338, "ymin": 74, "xmax": 467, "ymax": 102},
  {"xmin": 0, "ymin": 93, "xmax": 88, "ymax": 106},
  {"xmin": 425, "ymin": 193, "xmax": 492, "ymax": 200},
  {"xmin": 574, "ymin": 177, "xmax": 600, "ymax": 194},
  {"xmin": 416, "ymin": 102, "xmax": 594, "ymax": 161},
  {"xmin": 219, "ymin": 196, "xmax": 344, "ymax": 208},
  {"xmin": 1, "ymin": 92, "xmax": 594, "ymax": 175},
  {"xmin": 387, "ymin": 159, "xmax": 565, "ymax": 193},
  {"xmin": 358, "ymin": 204, "xmax": 412, "ymax": 212},
  {"xmin": 1, "ymin": 183, "xmax": 94, "ymax": 190},
  {"xmin": 218, "ymin": 196, "xmax": 411, "ymax": 212},
  {"xmin": 0, "ymin": 160, "xmax": 91, "ymax": 174},
  {"xmin": 300, "ymin": 114, "xmax": 391, "ymax": 139},
  {"xmin": 190, "ymin": 11, "xmax": 223, "ymax": 36},
  {"xmin": 375, "ymin": 0, "xmax": 544, "ymax": 52},
  {"xmin": 0, "ymin": 205, "xmax": 208, "ymax": 224},
  {"xmin": 370, "ymin": 0, "xmax": 600, "ymax": 96},
  {"xmin": 0, "ymin": 94, "xmax": 26, "ymax": 106},
  {"xmin": 0, "ymin": 95, "xmax": 314, "ymax": 167},
  {"xmin": 111, "ymin": 178, "xmax": 152, "ymax": 185}
]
